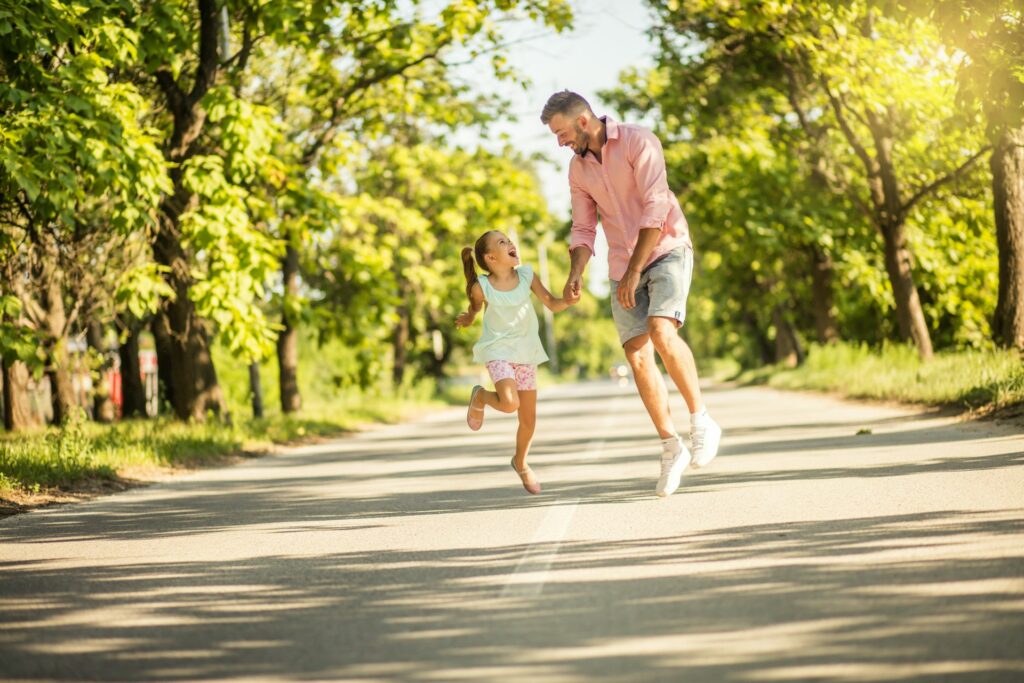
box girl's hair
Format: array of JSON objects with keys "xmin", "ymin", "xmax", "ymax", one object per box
[{"xmin": 461, "ymin": 230, "xmax": 496, "ymax": 300}]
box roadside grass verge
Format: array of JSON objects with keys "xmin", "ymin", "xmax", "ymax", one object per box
[
  {"xmin": 1, "ymin": 327, "xmax": 469, "ymax": 508},
  {"xmin": 0, "ymin": 391, "xmax": 447, "ymax": 502},
  {"xmin": 734, "ymin": 342, "xmax": 1024, "ymax": 414}
]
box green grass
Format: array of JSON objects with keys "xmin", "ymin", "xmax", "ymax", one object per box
[
  {"xmin": 1, "ymin": 326, "xmax": 474, "ymax": 499},
  {"xmin": 734, "ymin": 342, "xmax": 1024, "ymax": 412},
  {"xmin": 0, "ymin": 389, "xmax": 448, "ymax": 498}
]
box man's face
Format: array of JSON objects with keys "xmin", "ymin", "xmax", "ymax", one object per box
[{"xmin": 547, "ymin": 113, "xmax": 589, "ymax": 157}]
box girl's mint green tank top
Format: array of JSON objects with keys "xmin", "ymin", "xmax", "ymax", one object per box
[{"xmin": 472, "ymin": 265, "xmax": 549, "ymax": 366}]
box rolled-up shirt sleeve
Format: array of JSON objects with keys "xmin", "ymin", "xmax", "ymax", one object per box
[
  {"xmin": 568, "ymin": 168, "xmax": 598, "ymax": 256},
  {"xmin": 632, "ymin": 129, "xmax": 673, "ymax": 230}
]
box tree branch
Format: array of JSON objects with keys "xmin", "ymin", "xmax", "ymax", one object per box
[
  {"xmin": 155, "ymin": 68, "xmax": 187, "ymax": 119},
  {"xmin": 782, "ymin": 64, "xmax": 871, "ymax": 219},
  {"xmin": 188, "ymin": 0, "xmax": 221, "ymax": 107},
  {"xmin": 224, "ymin": 7, "xmax": 260, "ymax": 73},
  {"xmin": 343, "ymin": 21, "xmax": 417, "ymax": 48},
  {"xmin": 820, "ymin": 75, "xmax": 875, "ymax": 175},
  {"xmin": 783, "ymin": 64, "xmax": 822, "ymax": 142},
  {"xmin": 300, "ymin": 50, "xmax": 443, "ymax": 168},
  {"xmin": 901, "ymin": 146, "xmax": 991, "ymax": 216}
]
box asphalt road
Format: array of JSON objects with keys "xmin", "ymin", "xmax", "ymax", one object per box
[{"xmin": 1, "ymin": 380, "xmax": 1023, "ymax": 682}]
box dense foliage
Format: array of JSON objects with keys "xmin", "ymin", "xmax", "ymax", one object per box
[
  {"xmin": 604, "ymin": 0, "xmax": 1020, "ymax": 366},
  {"xmin": 1, "ymin": 0, "xmax": 1020, "ymax": 437}
]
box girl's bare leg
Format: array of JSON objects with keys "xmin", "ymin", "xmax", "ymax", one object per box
[
  {"xmin": 474, "ymin": 379, "xmax": 519, "ymax": 413},
  {"xmin": 513, "ymin": 390, "xmax": 537, "ymax": 470},
  {"xmin": 512, "ymin": 390, "xmax": 540, "ymax": 493}
]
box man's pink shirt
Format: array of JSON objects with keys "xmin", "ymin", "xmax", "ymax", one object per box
[{"xmin": 568, "ymin": 117, "xmax": 692, "ymax": 282}]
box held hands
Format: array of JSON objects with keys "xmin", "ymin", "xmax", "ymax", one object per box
[
  {"xmin": 616, "ymin": 268, "xmax": 641, "ymax": 310},
  {"xmin": 562, "ymin": 272, "xmax": 583, "ymax": 306}
]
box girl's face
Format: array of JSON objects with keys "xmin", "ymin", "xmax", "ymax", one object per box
[{"xmin": 485, "ymin": 232, "xmax": 520, "ymax": 268}]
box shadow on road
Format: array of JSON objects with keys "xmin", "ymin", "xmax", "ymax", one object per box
[
  {"xmin": 1, "ymin": 403, "xmax": 1021, "ymax": 546},
  {"xmin": 1, "ymin": 510, "xmax": 1022, "ymax": 681}
]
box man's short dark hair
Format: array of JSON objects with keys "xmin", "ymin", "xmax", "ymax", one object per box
[{"xmin": 540, "ymin": 90, "xmax": 593, "ymax": 125}]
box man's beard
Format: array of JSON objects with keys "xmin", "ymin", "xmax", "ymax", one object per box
[{"xmin": 574, "ymin": 125, "xmax": 590, "ymax": 157}]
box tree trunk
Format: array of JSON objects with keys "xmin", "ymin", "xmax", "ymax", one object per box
[
  {"xmin": 2, "ymin": 358, "xmax": 36, "ymax": 431},
  {"xmin": 152, "ymin": 204, "xmax": 225, "ymax": 421},
  {"xmin": 38, "ymin": 270, "xmax": 75, "ymax": 424},
  {"xmin": 149, "ymin": 0, "xmax": 224, "ymax": 421},
  {"xmin": 249, "ymin": 362, "xmax": 264, "ymax": 418},
  {"xmin": 151, "ymin": 311, "xmax": 175, "ymax": 417},
  {"xmin": 392, "ymin": 302, "xmax": 410, "ymax": 387},
  {"xmin": 809, "ymin": 245, "xmax": 839, "ymax": 344},
  {"xmin": 992, "ymin": 123, "xmax": 1024, "ymax": 350},
  {"xmin": 879, "ymin": 220, "xmax": 933, "ymax": 358},
  {"xmin": 864, "ymin": 108, "xmax": 934, "ymax": 359},
  {"xmin": 277, "ymin": 241, "xmax": 301, "ymax": 413},
  {"xmin": 772, "ymin": 304, "xmax": 805, "ymax": 367},
  {"xmin": 45, "ymin": 366, "xmax": 75, "ymax": 425},
  {"xmin": 423, "ymin": 324, "xmax": 452, "ymax": 379},
  {"xmin": 86, "ymin": 321, "xmax": 116, "ymax": 423},
  {"xmin": 742, "ymin": 311, "xmax": 774, "ymax": 366},
  {"xmin": 118, "ymin": 318, "xmax": 147, "ymax": 418}
]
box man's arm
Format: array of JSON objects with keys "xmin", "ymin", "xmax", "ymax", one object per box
[
  {"xmin": 631, "ymin": 128, "xmax": 673, "ymax": 233},
  {"xmin": 617, "ymin": 227, "xmax": 660, "ymax": 310},
  {"xmin": 566, "ymin": 171, "xmax": 598, "ymax": 303},
  {"xmin": 564, "ymin": 246, "xmax": 592, "ymax": 303}
]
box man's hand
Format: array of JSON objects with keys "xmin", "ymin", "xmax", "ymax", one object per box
[
  {"xmin": 563, "ymin": 272, "xmax": 583, "ymax": 305},
  {"xmin": 455, "ymin": 310, "xmax": 476, "ymax": 328},
  {"xmin": 617, "ymin": 268, "xmax": 641, "ymax": 310}
]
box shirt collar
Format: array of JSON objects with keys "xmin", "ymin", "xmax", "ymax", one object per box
[
  {"xmin": 601, "ymin": 116, "xmax": 620, "ymax": 141},
  {"xmin": 577, "ymin": 116, "xmax": 618, "ymax": 162}
]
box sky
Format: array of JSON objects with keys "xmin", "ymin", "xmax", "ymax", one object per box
[
  {"xmin": 487, "ymin": 0, "xmax": 658, "ymax": 215},
  {"xmin": 458, "ymin": 0, "xmax": 659, "ymax": 292}
]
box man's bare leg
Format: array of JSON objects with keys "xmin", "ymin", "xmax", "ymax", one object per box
[
  {"xmin": 648, "ymin": 317, "xmax": 703, "ymax": 414},
  {"xmin": 623, "ymin": 333, "xmax": 676, "ymax": 439},
  {"xmin": 648, "ymin": 316, "xmax": 722, "ymax": 468}
]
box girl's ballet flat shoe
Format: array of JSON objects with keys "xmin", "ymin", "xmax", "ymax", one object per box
[
  {"xmin": 467, "ymin": 385, "xmax": 484, "ymax": 431},
  {"xmin": 511, "ymin": 457, "xmax": 541, "ymax": 495}
]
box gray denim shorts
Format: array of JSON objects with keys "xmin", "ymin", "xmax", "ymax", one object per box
[{"xmin": 609, "ymin": 245, "xmax": 694, "ymax": 346}]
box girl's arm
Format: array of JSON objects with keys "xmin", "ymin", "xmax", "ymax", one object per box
[
  {"xmin": 531, "ymin": 276, "xmax": 571, "ymax": 313},
  {"xmin": 455, "ymin": 282, "xmax": 485, "ymax": 328}
]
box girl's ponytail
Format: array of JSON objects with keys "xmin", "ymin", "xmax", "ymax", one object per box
[{"xmin": 461, "ymin": 247, "xmax": 478, "ymax": 300}]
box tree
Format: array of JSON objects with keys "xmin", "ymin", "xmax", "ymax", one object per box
[
  {"xmin": 130, "ymin": 0, "xmax": 284, "ymax": 420},
  {"xmin": 913, "ymin": 0, "xmax": 1024, "ymax": 349},
  {"xmin": 239, "ymin": 0, "xmax": 572, "ymax": 411},
  {"xmin": 0, "ymin": 0, "xmax": 169, "ymax": 428},
  {"xmin": 636, "ymin": 0, "xmax": 991, "ymax": 359},
  {"xmin": 305, "ymin": 140, "xmax": 551, "ymax": 389}
]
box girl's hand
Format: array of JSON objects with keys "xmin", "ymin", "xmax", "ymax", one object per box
[
  {"xmin": 455, "ymin": 310, "xmax": 476, "ymax": 328},
  {"xmin": 533, "ymin": 275, "xmax": 572, "ymax": 312}
]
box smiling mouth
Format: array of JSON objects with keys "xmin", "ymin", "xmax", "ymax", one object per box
[{"xmin": 509, "ymin": 249, "xmax": 518, "ymax": 258}]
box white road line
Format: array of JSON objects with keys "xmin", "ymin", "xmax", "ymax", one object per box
[
  {"xmin": 499, "ymin": 426, "xmax": 620, "ymax": 598},
  {"xmin": 498, "ymin": 391, "xmax": 629, "ymax": 598},
  {"xmin": 499, "ymin": 497, "xmax": 580, "ymax": 598}
]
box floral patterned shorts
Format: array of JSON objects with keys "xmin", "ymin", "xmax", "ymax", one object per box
[{"xmin": 484, "ymin": 360, "xmax": 537, "ymax": 391}]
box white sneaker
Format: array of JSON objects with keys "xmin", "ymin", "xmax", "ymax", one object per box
[
  {"xmin": 655, "ymin": 436, "xmax": 691, "ymax": 497},
  {"xmin": 690, "ymin": 415, "xmax": 722, "ymax": 468}
]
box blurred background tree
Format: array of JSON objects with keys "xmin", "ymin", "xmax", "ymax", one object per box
[{"xmin": 1, "ymin": 0, "xmax": 1019, "ymax": 434}]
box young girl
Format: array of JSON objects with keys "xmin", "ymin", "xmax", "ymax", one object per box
[{"xmin": 455, "ymin": 230, "xmax": 570, "ymax": 494}]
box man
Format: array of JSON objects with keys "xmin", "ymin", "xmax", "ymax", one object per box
[{"xmin": 541, "ymin": 90, "xmax": 721, "ymax": 497}]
